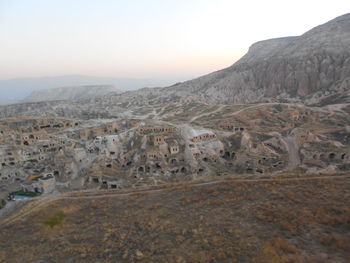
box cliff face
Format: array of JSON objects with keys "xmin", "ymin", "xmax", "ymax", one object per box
[{"xmin": 163, "ymin": 13, "xmax": 350, "ymax": 105}]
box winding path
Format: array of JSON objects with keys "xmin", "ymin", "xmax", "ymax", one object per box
[{"xmin": 190, "ymin": 105, "xmax": 225, "ymax": 122}]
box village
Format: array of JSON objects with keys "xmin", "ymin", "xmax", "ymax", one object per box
[{"xmin": 0, "ymin": 103, "xmax": 349, "ymax": 209}]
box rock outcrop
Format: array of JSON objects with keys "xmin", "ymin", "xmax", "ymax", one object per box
[{"xmin": 161, "ymin": 13, "xmax": 350, "ymax": 105}]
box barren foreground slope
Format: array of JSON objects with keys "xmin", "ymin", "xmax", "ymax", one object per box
[{"xmin": 0, "ymin": 175, "xmax": 349, "ymax": 263}]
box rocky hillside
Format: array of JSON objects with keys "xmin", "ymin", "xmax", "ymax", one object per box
[
  {"xmin": 158, "ymin": 13, "xmax": 350, "ymax": 105},
  {"xmin": 73, "ymin": 13, "xmax": 350, "ymax": 108},
  {"xmin": 1, "ymin": 14, "xmax": 350, "ymax": 118},
  {"xmin": 22, "ymin": 85, "xmax": 120, "ymax": 102}
]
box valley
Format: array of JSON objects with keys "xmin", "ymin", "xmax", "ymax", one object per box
[{"xmin": 0, "ymin": 12, "xmax": 350, "ymax": 263}]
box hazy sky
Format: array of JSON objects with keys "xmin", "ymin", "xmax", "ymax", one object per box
[{"xmin": 0, "ymin": 0, "xmax": 349, "ymax": 80}]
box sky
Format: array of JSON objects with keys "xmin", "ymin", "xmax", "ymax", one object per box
[{"xmin": 0, "ymin": 0, "xmax": 349, "ymax": 82}]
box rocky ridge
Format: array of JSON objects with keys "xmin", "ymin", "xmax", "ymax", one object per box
[
  {"xmin": 158, "ymin": 13, "xmax": 350, "ymax": 105},
  {"xmin": 0, "ymin": 14, "xmax": 350, "ymax": 118}
]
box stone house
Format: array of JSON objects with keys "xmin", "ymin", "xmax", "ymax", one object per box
[
  {"xmin": 138, "ymin": 125, "xmax": 176, "ymax": 135},
  {"xmin": 104, "ymin": 122, "xmax": 118, "ymax": 134},
  {"xmin": 0, "ymin": 147, "xmax": 21, "ymax": 167},
  {"xmin": 21, "ymin": 173, "xmax": 56, "ymax": 194},
  {"xmin": 147, "ymin": 149, "xmax": 160, "ymax": 160},
  {"xmin": 219, "ymin": 122, "xmax": 234, "ymax": 130},
  {"xmin": 0, "ymin": 170, "xmax": 24, "ymax": 184},
  {"xmin": 153, "ymin": 135, "xmax": 165, "ymax": 146},
  {"xmin": 190, "ymin": 133, "xmax": 216, "ymax": 142},
  {"xmin": 291, "ymin": 111, "xmax": 300, "ymax": 121},
  {"xmin": 183, "ymin": 127, "xmax": 217, "ymax": 143},
  {"xmin": 291, "ymin": 129, "xmax": 317, "ymax": 144},
  {"xmin": 79, "ymin": 127, "xmax": 105, "ymax": 140},
  {"xmin": 168, "ymin": 140, "xmax": 180, "ymax": 155},
  {"xmin": 36, "ymin": 139, "xmax": 61, "ymax": 153},
  {"xmin": 21, "ymin": 134, "xmax": 34, "ymax": 146},
  {"xmin": 21, "ymin": 148, "xmax": 41, "ymax": 162},
  {"xmin": 0, "ymin": 126, "xmax": 12, "ymax": 138},
  {"xmin": 79, "ymin": 128, "xmax": 90, "ymax": 140}
]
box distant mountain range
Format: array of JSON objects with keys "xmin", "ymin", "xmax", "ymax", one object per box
[
  {"xmin": 0, "ymin": 75, "xmax": 177, "ymax": 103},
  {"xmin": 22, "ymin": 85, "xmax": 120, "ymax": 102}
]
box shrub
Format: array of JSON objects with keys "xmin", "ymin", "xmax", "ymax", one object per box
[
  {"xmin": 0, "ymin": 199, "xmax": 6, "ymax": 209},
  {"xmin": 43, "ymin": 211, "xmax": 65, "ymax": 228}
]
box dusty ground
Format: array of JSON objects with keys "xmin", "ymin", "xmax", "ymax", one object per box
[{"xmin": 0, "ymin": 175, "xmax": 349, "ymax": 263}]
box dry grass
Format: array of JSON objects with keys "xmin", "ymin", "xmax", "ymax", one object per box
[{"xmin": 0, "ymin": 176, "xmax": 350, "ymax": 262}]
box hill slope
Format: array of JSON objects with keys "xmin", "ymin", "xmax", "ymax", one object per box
[
  {"xmin": 1, "ymin": 176, "xmax": 349, "ymax": 262},
  {"xmin": 160, "ymin": 13, "xmax": 350, "ymax": 105}
]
